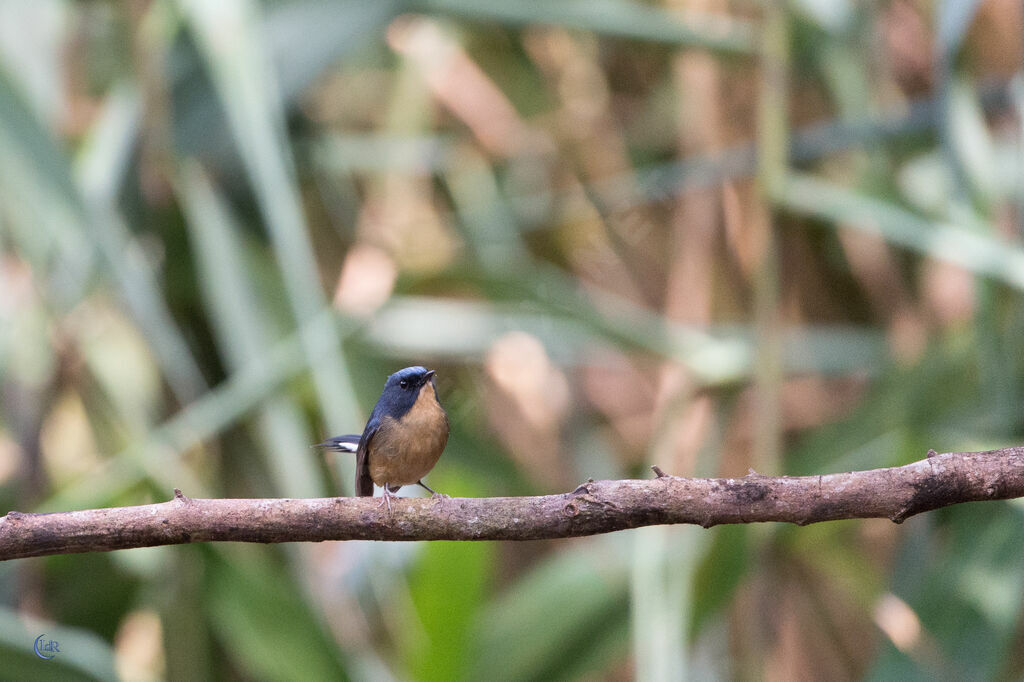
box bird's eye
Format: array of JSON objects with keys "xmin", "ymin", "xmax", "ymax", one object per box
[{"xmin": 399, "ymin": 379, "xmax": 408, "ymax": 389}]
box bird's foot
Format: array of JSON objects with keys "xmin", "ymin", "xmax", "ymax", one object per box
[
  {"xmin": 377, "ymin": 487, "xmax": 398, "ymax": 513},
  {"xmin": 415, "ymin": 480, "xmax": 448, "ymax": 506}
]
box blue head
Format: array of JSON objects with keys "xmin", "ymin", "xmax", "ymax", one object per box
[{"xmin": 374, "ymin": 366, "xmax": 438, "ymax": 420}]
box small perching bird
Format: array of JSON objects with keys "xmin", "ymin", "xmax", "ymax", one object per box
[{"xmin": 316, "ymin": 366, "xmax": 449, "ymax": 510}]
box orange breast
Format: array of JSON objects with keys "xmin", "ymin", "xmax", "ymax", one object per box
[{"xmin": 368, "ymin": 382, "xmax": 449, "ymax": 487}]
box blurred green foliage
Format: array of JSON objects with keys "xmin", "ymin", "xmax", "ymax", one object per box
[{"xmin": 0, "ymin": 0, "xmax": 1023, "ymax": 679}]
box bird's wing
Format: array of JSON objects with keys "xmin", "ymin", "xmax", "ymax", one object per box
[{"xmin": 355, "ymin": 418, "xmax": 379, "ymax": 497}]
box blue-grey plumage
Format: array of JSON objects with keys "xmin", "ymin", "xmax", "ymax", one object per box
[{"xmin": 317, "ymin": 366, "xmax": 449, "ymax": 504}]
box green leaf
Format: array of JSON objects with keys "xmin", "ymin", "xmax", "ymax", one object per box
[
  {"xmin": 778, "ymin": 174, "xmax": 1024, "ymax": 292},
  {"xmin": 468, "ymin": 541, "xmax": 630, "ymax": 681},
  {"xmin": 411, "ymin": 0, "xmax": 755, "ymax": 53},
  {"xmin": 404, "ymin": 541, "xmax": 494, "ymax": 681},
  {"xmin": 868, "ymin": 501, "xmax": 1024, "ymax": 679},
  {"xmin": 180, "ymin": 0, "xmax": 361, "ymax": 432},
  {"xmin": 203, "ymin": 547, "xmax": 349, "ymax": 681},
  {"xmin": 691, "ymin": 525, "xmax": 748, "ymax": 636},
  {"xmin": 176, "ymin": 161, "xmax": 323, "ymax": 498}
]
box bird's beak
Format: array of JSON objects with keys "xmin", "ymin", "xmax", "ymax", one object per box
[{"xmin": 424, "ymin": 369, "xmax": 436, "ymax": 384}]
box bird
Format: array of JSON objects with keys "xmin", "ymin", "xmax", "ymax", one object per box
[{"xmin": 316, "ymin": 366, "xmax": 449, "ymax": 510}]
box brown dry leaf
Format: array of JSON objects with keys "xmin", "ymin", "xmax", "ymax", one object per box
[{"xmin": 484, "ymin": 332, "xmax": 571, "ymax": 490}]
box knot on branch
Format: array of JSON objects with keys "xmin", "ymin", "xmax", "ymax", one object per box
[
  {"xmin": 570, "ymin": 479, "xmax": 595, "ymax": 495},
  {"xmin": 890, "ymin": 465, "xmax": 974, "ymax": 523}
]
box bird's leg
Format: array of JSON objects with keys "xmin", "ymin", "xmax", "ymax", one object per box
[
  {"xmin": 417, "ymin": 479, "xmax": 449, "ymax": 504},
  {"xmin": 377, "ymin": 484, "xmax": 399, "ymax": 512}
]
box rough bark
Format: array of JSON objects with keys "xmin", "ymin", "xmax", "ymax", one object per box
[{"xmin": 1, "ymin": 448, "xmax": 1022, "ymax": 561}]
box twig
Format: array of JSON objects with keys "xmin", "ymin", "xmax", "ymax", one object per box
[{"xmin": 1, "ymin": 448, "xmax": 1022, "ymax": 561}]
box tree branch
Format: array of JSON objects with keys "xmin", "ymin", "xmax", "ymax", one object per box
[{"xmin": 1, "ymin": 448, "xmax": 1022, "ymax": 561}]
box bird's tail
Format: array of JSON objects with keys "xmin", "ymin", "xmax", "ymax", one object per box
[
  {"xmin": 316, "ymin": 435, "xmax": 374, "ymax": 496},
  {"xmin": 313, "ymin": 435, "xmax": 360, "ymax": 453}
]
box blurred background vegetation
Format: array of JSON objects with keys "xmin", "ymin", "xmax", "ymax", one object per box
[{"xmin": 0, "ymin": 0, "xmax": 1022, "ymax": 679}]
